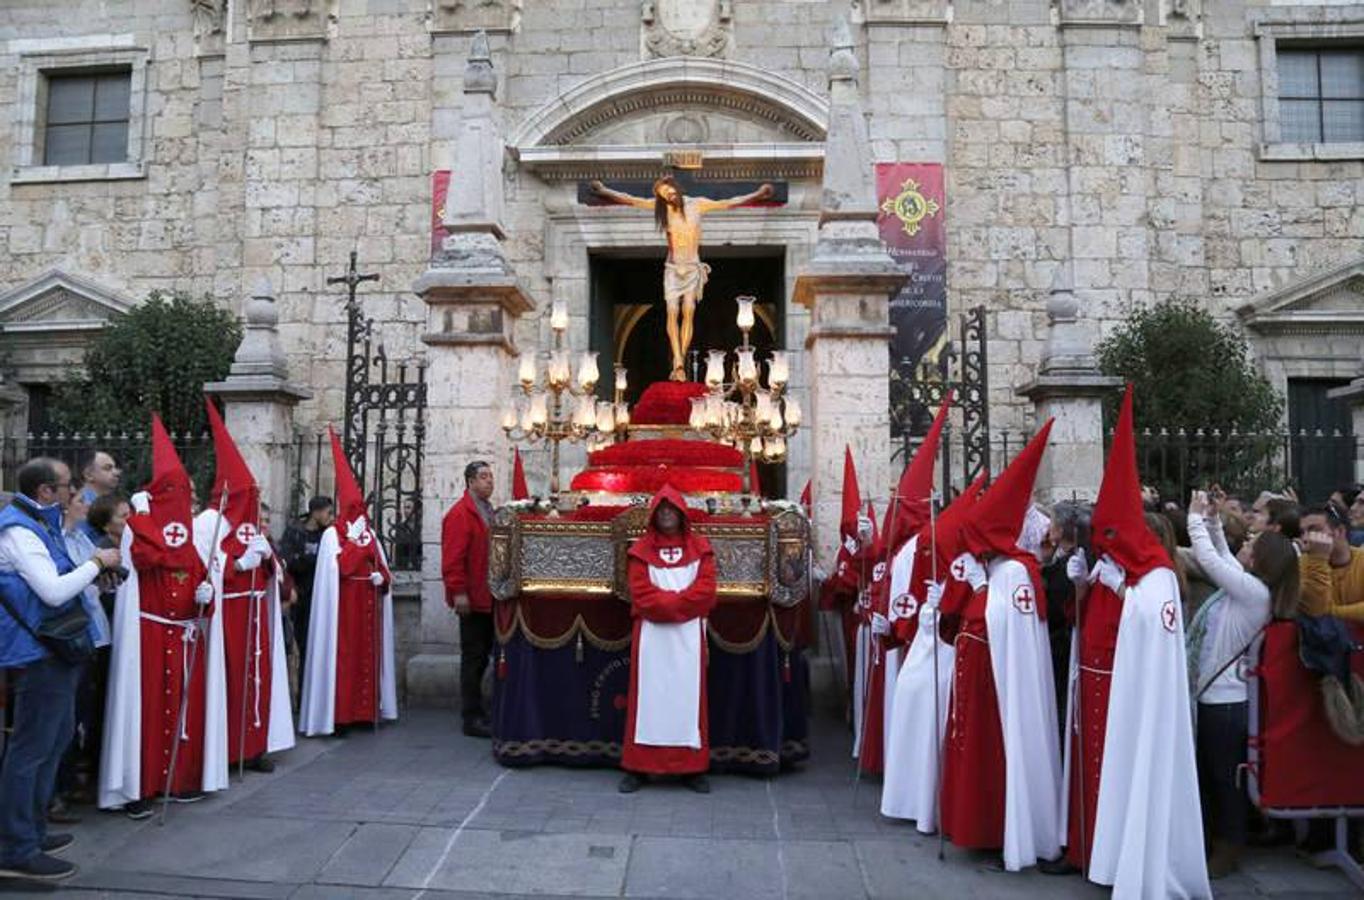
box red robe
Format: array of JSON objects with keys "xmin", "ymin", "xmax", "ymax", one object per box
[
  {"xmin": 220, "ymin": 549, "xmax": 274, "ymax": 763},
  {"xmin": 334, "ymin": 537, "xmax": 391, "ymax": 726},
  {"xmin": 622, "ymin": 490, "xmax": 718, "ymax": 775},
  {"xmin": 1064, "ymin": 584, "xmax": 1122, "ymax": 869},
  {"xmin": 128, "ymin": 514, "xmax": 210, "ymax": 799},
  {"xmin": 939, "ymin": 581, "xmax": 1006, "ymax": 849}
]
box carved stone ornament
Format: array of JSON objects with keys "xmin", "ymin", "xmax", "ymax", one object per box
[
  {"xmin": 247, "ymin": 0, "xmax": 331, "ymax": 41},
  {"xmin": 1054, "ymin": 0, "xmax": 1142, "ymax": 27},
  {"xmin": 641, "ymin": 0, "xmax": 733, "ymax": 58},
  {"xmin": 431, "ymin": 0, "xmax": 522, "ymax": 35},
  {"xmin": 191, "ymin": 0, "xmax": 226, "ymax": 55}
]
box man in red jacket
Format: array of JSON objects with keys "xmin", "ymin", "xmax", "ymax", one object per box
[{"xmin": 441, "ymin": 461, "xmax": 494, "ymax": 737}]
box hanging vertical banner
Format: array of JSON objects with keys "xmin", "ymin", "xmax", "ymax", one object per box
[
  {"xmin": 875, "ymin": 162, "xmax": 947, "ymax": 372},
  {"xmin": 431, "ymin": 169, "xmax": 451, "ymax": 257}
]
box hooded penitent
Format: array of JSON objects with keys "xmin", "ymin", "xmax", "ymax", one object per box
[
  {"xmin": 1070, "ymin": 385, "xmax": 1210, "ymax": 897},
  {"xmin": 622, "ymin": 483, "xmax": 719, "ymax": 776}
]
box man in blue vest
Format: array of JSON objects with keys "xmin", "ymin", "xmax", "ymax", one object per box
[{"xmin": 0, "ymin": 458, "xmax": 120, "ymax": 882}]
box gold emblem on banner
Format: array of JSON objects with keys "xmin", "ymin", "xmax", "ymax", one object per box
[{"xmin": 880, "ymin": 178, "xmax": 941, "ymax": 238}]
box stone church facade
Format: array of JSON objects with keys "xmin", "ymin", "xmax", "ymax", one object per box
[{"xmin": 2, "ymin": 0, "xmax": 1362, "ymax": 696}]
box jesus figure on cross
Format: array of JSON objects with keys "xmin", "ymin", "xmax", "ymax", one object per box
[{"xmin": 590, "ymin": 176, "xmax": 774, "ymax": 381}]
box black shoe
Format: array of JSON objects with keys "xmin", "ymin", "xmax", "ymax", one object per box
[
  {"xmin": 618, "ymin": 773, "xmax": 645, "ymax": 794},
  {"xmin": 46, "ymin": 797, "xmax": 82, "ymax": 825},
  {"xmin": 123, "ymin": 800, "xmax": 154, "ymax": 821},
  {"xmin": 682, "ymin": 774, "xmax": 711, "ymax": 794},
  {"xmin": 41, "ymin": 834, "xmax": 74, "ymax": 855},
  {"xmin": 246, "ymin": 755, "xmax": 275, "ymax": 773},
  {"xmin": 1038, "ymin": 857, "xmax": 1079, "ymax": 876},
  {"xmin": 0, "ymin": 852, "xmax": 77, "ymax": 880},
  {"xmin": 462, "ymin": 718, "xmax": 492, "ymax": 738},
  {"xmin": 170, "ymin": 791, "xmax": 206, "ymax": 804}
]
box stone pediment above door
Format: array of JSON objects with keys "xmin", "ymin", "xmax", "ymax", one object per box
[
  {"xmin": 510, "ymin": 57, "xmax": 828, "ymax": 181},
  {"xmin": 1237, "ymin": 256, "xmax": 1364, "ymax": 335},
  {"xmin": 0, "ymin": 269, "xmax": 133, "ymax": 333}
]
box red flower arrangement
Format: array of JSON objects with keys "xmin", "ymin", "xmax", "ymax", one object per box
[
  {"xmin": 631, "ymin": 381, "xmax": 708, "ymax": 425},
  {"xmin": 587, "ymin": 438, "xmax": 742, "ymax": 469},
  {"xmin": 570, "ymin": 465, "xmax": 742, "ymax": 495}
]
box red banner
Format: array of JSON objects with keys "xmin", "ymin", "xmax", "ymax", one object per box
[
  {"xmin": 875, "ymin": 163, "xmax": 947, "ymax": 370},
  {"xmin": 431, "ymin": 169, "xmax": 451, "ymax": 257}
]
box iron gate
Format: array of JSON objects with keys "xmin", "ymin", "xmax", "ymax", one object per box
[
  {"xmin": 326, "ymin": 252, "xmax": 427, "ymax": 571},
  {"xmin": 890, "ymin": 304, "xmax": 990, "ymax": 498}
]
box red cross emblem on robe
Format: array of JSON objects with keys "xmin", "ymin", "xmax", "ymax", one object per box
[
  {"xmin": 1161, "ymin": 599, "xmax": 1178, "ymax": 633},
  {"xmin": 659, "ymin": 547, "xmax": 683, "ymax": 565},
  {"xmin": 892, "ymin": 593, "xmax": 918, "ymax": 620},
  {"xmin": 1012, "ymin": 584, "xmax": 1035, "ymax": 615},
  {"xmin": 234, "ymin": 522, "xmax": 258, "ymax": 545},
  {"xmin": 162, "ymin": 521, "xmax": 189, "ymax": 548}
]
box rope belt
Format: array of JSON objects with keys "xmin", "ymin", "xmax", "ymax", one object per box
[
  {"xmin": 1079, "ymin": 664, "xmax": 1113, "ymax": 676},
  {"xmin": 224, "ymin": 589, "xmax": 267, "ymax": 729},
  {"xmin": 949, "ymin": 630, "xmax": 989, "ymax": 739},
  {"xmin": 140, "ymin": 611, "xmax": 201, "ymax": 740}
]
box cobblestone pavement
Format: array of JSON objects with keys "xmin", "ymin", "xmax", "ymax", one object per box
[{"xmin": 7, "ymin": 709, "xmax": 1356, "ymax": 899}]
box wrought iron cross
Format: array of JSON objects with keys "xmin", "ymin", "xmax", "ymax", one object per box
[{"xmin": 327, "ymin": 251, "xmax": 380, "ymax": 472}]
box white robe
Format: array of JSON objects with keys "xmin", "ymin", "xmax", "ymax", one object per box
[
  {"xmin": 985, "ymin": 557, "xmax": 1062, "ymax": 871},
  {"xmin": 633, "ymin": 560, "xmax": 704, "ymax": 747},
  {"xmin": 881, "ymin": 538, "xmax": 956, "ymax": 829},
  {"xmin": 298, "ymin": 525, "xmax": 398, "ymax": 736},
  {"xmin": 1087, "ymin": 568, "xmax": 1211, "ymax": 899},
  {"xmin": 195, "ymin": 510, "xmax": 296, "ymax": 756},
  {"xmin": 98, "ymin": 524, "xmax": 230, "ymax": 809}
]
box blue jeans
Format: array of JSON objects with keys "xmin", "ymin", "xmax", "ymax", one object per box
[{"xmin": 0, "ymin": 655, "xmax": 81, "ymax": 865}]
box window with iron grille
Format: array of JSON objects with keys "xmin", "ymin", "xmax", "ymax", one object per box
[
  {"xmin": 42, "ymin": 69, "xmax": 132, "ymax": 166},
  {"xmin": 1278, "ymin": 47, "xmax": 1364, "ymax": 144}
]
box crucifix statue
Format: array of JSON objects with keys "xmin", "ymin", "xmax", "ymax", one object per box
[{"xmin": 590, "ymin": 176, "xmax": 773, "ymax": 381}]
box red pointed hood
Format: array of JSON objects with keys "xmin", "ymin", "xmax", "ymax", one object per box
[
  {"xmin": 629, "ymin": 483, "xmax": 710, "ymax": 567},
  {"xmin": 836, "ymin": 446, "xmax": 862, "ymax": 557},
  {"xmin": 883, "ymin": 391, "xmax": 952, "ymax": 557},
  {"xmin": 145, "ymin": 413, "xmax": 194, "ymax": 522},
  {"xmin": 511, "ymin": 447, "xmax": 529, "ymax": 501},
  {"xmin": 800, "ymin": 480, "xmax": 811, "ymax": 516},
  {"xmin": 959, "ymin": 419, "xmax": 1054, "ymax": 564},
  {"xmin": 1092, "ymin": 384, "xmax": 1171, "ymax": 582},
  {"xmin": 205, "ymin": 399, "xmax": 260, "ymax": 541},
  {"xmin": 910, "ymin": 473, "xmax": 987, "ymax": 595},
  {"xmin": 329, "ymin": 426, "xmax": 368, "ymax": 532}
]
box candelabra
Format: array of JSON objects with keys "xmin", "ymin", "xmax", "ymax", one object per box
[
  {"xmin": 689, "ymin": 295, "xmax": 802, "ymax": 496},
  {"xmin": 501, "ymin": 300, "xmax": 630, "ymax": 501}
]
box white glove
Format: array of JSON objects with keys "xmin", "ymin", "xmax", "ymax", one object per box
[
  {"xmin": 194, "ymin": 581, "xmax": 214, "ymax": 606},
  {"xmin": 247, "ymin": 533, "xmax": 272, "ymax": 560},
  {"xmin": 1089, "ymin": 555, "xmax": 1127, "ymax": 594},
  {"xmin": 856, "ymin": 514, "xmax": 873, "ymax": 544},
  {"xmin": 924, "ymin": 580, "xmax": 945, "ymax": 610},
  {"xmin": 130, "ymin": 491, "xmax": 151, "ymax": 516},
  {"xmin": 870, "ymin": 612, "xmax": 890, "ymax": 636},
  {"xmin": 346, "ymin": 518, "xmax": 369, "ymax": 543},
  {"xmin": 1065, "ymin": 548, "xmax": 1089, "ymax": 586},
  {"xmin": 368, "ymin": 571, "xmax": 385, "ymax": 587},
  {"xmin": 950, "ymin": 552, "xmax": 988, "ymax": 591},
  {"xmin": 234, "ymin": 550, "xmax": 262, "ymax": 572}
]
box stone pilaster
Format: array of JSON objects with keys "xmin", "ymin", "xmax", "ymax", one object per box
[
  {"xmin": 409, "ymin": 32, "xmax": 534, "ymax": 707},
  {"xmin": 204, "ymin": 278, "xmax": 311, "ymax": 535},
  {"xmin": 793, "ymin": 16, "xmax": 906, "ymax": 568},
  {"xmin": 1018, "ymin": 266, "xmax": 1121, "ymax": 503}
]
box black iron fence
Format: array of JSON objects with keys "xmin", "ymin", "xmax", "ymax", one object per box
[
  {"xmin": 0, "ymin": 428, "xmax": 423, "ymax": 573},
  {"xmin": 0, "ymin": 430, "xmax": 215, "ymax": 498},
  {"xmin": 1120, "ymin": 427, "xmax": 1358, "ymax": 506}
]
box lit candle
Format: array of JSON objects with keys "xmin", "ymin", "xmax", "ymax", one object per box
[
  {"xmin": 595, "ymin": 401, "xmax": 615, "ymax": 433},
  {"xmin": 736, "ymin": 347, "xmax": 758, "ymax": 386},
  {"xmin": 754, "ymin": 390, "xmax": 773, "ymax": 423},
  {"xmin": 704, "ymin": 349, "xmax": 726, "ymax": 390},
  {"xmin": 500, "ymin": 402, "xmax": 518, "ymax": 432},
  {"xmin": 518, "ymin": 354, "xmax": 537, "ymax": 390},
  {"xmin": 529, "ymin": 393, "xmax": 549, "ymax": 428},
  {"xmin": 689, "ymin": 397, "xmax": 705, "ymax": 430},
  {"xmin": 614, "ymin": 365, "xmax": 628, "ymax": 394},
  {"xmin": 519, "ymin": 401, "xmax": 535, "ymax": 433},
  {"xmin": 769, "ymin": 403, "xmax": 784, "ymax": 431},
  {"xmin": 548, "ymin": 349, "xmax": 571, "ymax": 388},
  {"xmin": 736, "ymin": 296, "xmax": 756, "ymax": 332},
  {"xmin": 577, "ymin": 351, "xmax": 599, "ymax": 391},
  {"xmin": 784, "ymin": 395, "xmax": 802, "ymax": 427},
  {"xmin": 574, "ymin": 395, "xmax": 595, "ymax": 429},
  {"xmin": 550, "ymin": 301, "xmax": 569, "ymax": 332},
  {"xmin": 768, "ymin": 351, "xmax": 789, "ymax": 388},
  {"xmin": 767, "ymin": 435, "xmax": 786, "ymax": 460},
  {"xmin": 749, "ymin": 435, "xmax": 764, "ymax": 456},
  {"xmin": 614, "ymin": 402, "xmax": 630, "ymax": 427}
]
